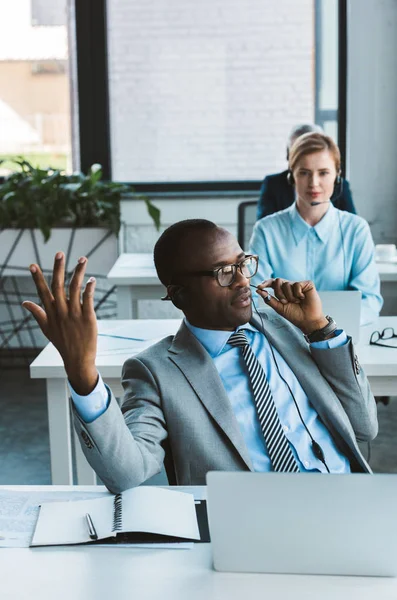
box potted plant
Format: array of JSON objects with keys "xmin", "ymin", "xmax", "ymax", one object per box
[
  {"xmin": 0, "ymin": 158, "xmax": 160, "ymax": 272},
  {"xmin": 0, "ymin": 159, "xmax": 160, "ymax": 349}
]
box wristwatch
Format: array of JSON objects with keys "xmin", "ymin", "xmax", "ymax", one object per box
[{"xmin": 304, "ymin": 315, "xmax": 337, "ymax": 343}]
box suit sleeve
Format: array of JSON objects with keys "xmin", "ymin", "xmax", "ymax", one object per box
[
  {"xmin": 310, "ymin": 339, "xmax": 378, "ymax": 442},
  {"xmin": 72, "ymin": 356, "xmax": 167, "ymax": 493},
  {"xmin": 257, "ymin": 177, "xmax": 277, "ymax": 220}
]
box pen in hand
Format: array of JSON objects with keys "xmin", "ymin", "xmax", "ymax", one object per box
[{"xmin": 85, "ymin": 513, "xmax": 98, "ymax": 540}]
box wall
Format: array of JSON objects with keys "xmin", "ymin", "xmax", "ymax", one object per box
[
  {"xmin": 347, "ymin": 0, "xmax": 397, "ymax": 243},
  {"xmin": 107, "ymin": 0, "xmax": 314, "ymax": 182}
]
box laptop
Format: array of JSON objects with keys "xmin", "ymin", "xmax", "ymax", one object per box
[
  {"xmin": 206, "ymin": 471, "xmax": 397, "ymax": 576},
  {"xmin": 318, "ymin": 290, "xmax": 361, "ymax": 343}
]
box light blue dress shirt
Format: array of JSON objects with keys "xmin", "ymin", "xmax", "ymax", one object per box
[
  {"xmin": 184, "ymin": 321, "xmax": 350, "ymax": 473},
  {"xmin": 70, "ymin": 320, "xmax": 350, "ymax": 474},
  {"xmin": 249, "ymin": 202, "xmax": 383, "ymax": 325}
]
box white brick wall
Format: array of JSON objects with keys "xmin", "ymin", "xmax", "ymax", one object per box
[{"xmin": 107, "ymin": 0, "xmax": 315, "ymax": 182}]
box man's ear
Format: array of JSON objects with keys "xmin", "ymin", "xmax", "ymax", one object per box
[{"xmin": 167, "ymin": 285, "xmax": 185, "ymax": 309}]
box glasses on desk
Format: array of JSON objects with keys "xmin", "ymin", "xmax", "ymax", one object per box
[{"xmin": 370, "ymin": 327, "xmax": 397, "ymax": 348}]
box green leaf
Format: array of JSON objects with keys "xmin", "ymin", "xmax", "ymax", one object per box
[
  {"xmin": 89, "ymin": 163, "xmax": 103, "ymax": 185},
  {"xmin": 145, "ymin": 199, "xmax": 161, "ymax": 231},
  {"xmin": 0, "ymin": 158, "xmax": 161, "ymax": 235}
]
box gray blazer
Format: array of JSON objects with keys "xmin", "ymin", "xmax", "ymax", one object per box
[{"xmin": 73, "ymin": 311, "xmax": 378, "ymax": 493}]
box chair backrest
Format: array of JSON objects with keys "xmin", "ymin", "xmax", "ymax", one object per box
[{"xmin": 237, "ymin": 200, "xmax": 258, "ymax": 250}]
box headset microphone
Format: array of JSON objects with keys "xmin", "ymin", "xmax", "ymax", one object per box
[{"xmin": 310, "ymin": 200, "xmax": 331, "ymax": 206}]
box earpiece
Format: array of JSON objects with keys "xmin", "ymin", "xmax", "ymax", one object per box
[
  {"xmin": 166, "ymin": 285, "xmax": 186, "ymax": 309},
  {"xmin": 287, "ymin": 170, "xmax": 294, "ymax": 186}
]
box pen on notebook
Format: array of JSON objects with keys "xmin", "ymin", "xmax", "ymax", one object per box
[{"xmin": 85, "ymin": 513, "xmax": 98, "ymax": 540}]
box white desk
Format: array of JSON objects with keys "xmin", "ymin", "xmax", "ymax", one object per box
[
  {"xmin": 30, "ymin": 317, "xmax": 397, "ymax": 486},
  {"xmin": 107, "ymin": 253, "xmax": 164, "ymax": 319},
  {"xmin": 376, "ymin": 260, "xmax": 397, "ymax": 282},
  {"xmin": 107, "ymin": 253, "xmax": 397, "ymax": 319},
  {"xmin": 1, "ymin": 485, "xmax": 396, "ymax": 600}
]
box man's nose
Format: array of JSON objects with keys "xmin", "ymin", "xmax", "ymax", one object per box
[{"xmin": 234, "ymin": 267, "xmax": 250, "ymax": 286}]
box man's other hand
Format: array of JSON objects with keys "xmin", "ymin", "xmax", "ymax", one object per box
[
  {"xmin": 256, "ymin": 278, "xmax": 329, "ymax": 335},
  {"xmin": 22, "ymin": 252, "xmax": 98, "ymax": 395}
]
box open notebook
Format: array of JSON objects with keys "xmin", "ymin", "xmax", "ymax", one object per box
[{"xmin": 31, "ymin": 487, "xmax": 204, "ymax": 547}]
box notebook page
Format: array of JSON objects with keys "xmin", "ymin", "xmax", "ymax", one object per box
[
  {"xmin": 31, "ymin": 495, "xmax": 115, "ymax": 546},
  {"xmin": 120, "ymin": 487, "xmax": 200, "ymax": 540}
]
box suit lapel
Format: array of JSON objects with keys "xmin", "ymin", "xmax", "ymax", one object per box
[{"xmin": 168, "ymin": 323, "xmax": 254, "ymax": 471}]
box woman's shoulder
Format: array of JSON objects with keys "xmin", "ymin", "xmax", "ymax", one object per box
[
  {"xmin": 255, "ymin": 206, "xmax": 292, "ymax": 228},
  {"xmin": 336, "ymin": 208, "xmax": 369, "ymax": 230}
]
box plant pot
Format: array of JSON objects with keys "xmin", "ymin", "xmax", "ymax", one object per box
[
  {"xmin": 0, "ymin": 227, "xmax": 118, "ymax": 276},
  {"xmin": 0, "ymin": 228, "xmax": 118, "ymax": 350}
]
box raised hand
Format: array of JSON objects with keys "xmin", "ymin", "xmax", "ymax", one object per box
[
  {"xmin": 256, "ymin": 278, "xmax": 328, "ymax": 335},
  {"xmin": 22, "ymin": 252, "xmax": 98, "ymax": 395}
]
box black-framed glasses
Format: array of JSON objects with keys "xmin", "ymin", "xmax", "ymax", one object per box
[
  {"xmin": 178, "ymin": 255, "xmax": 259, "ymax": 288},
  {"xmin": 370, "ymin": 327, "xmax": 397, "ymax": 348}
]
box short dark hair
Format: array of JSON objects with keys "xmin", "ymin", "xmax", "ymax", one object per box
[{"xmin": 154, "ymin": 219, "xmax": 218, "ymax": 286}]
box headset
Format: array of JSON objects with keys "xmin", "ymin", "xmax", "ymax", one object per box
[
  {"xmin": 287, "ymin": 169, "xmax": 342, "ymax": 206},
  {"xmin": 251, "ymin": 295, "xmax": 331, "ymax": 472},
  {"xmin": 161, "ymin": 285, "xmax": 186, "ymax": 308}
]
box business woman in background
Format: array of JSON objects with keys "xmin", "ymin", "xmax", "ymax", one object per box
[
  {"xmin": 256, "ymin": 124, "xmax": 356, "ymax": 220},
  {"xmin": 249, "ymin": 132, "xmax": 382, "ymax": 325}
]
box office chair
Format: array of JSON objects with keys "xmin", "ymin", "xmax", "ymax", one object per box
[{"xmin": 237, "ymin": 200, "xmax": 258, "ymax": 250}]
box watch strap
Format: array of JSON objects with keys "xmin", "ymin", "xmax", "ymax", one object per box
[{"xmin": 304, "ymin": 315, "xmax": 337, "ymax": 343}]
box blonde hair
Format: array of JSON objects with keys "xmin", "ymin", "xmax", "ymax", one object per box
[{"xmin": 288, "ymin": 132, "xmax": 341, "ymax": 174}]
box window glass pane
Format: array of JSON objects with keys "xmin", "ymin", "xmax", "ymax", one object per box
[
  {"xmin": 0, "ymin": 0, "xmax": 72, "ymax": 175},
  {"xmin": 107, "ymin": 0, "xmax": 315, "ymax": 182},
  {"xmin": 315, "ymin": 0, "xmax": 339, "ymax": 138}
]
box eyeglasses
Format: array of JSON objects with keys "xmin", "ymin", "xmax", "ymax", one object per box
[
  {"xmin": 370, "ymin": 327, "xmax": 397, "ymax": 348},
  {"xmin": 177, "ymin": 255, "xmax": 259, "ymax": 288}
]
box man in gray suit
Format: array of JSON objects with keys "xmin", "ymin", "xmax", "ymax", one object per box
[{"xmin": 23, "ymin": 220, "xmax": 377, "ymax": 493}]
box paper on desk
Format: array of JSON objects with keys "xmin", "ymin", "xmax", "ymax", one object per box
[
  {"xmin": 0, "ymin": 489, "xmax": 195, "ymax": 550},
  {"xmin": 0, "ymin": 489, "xmax": 108, "ymax": 548}
]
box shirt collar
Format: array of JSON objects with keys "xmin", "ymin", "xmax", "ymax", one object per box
[
  {"xmin": 184, "ymin": 319, "xmax": 258, "ymax": 357},
  {"xmin": 288, "ymin": 201, "xmax": 338, "ymax": 245}
]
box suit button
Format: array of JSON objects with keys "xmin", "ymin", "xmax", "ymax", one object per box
[{"xmin": 81, "ymin": 431, "xmax": 93, "ymax": 449}]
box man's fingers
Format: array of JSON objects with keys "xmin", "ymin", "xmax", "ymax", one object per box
[
  {"xmin": 68, "ymin": 257, "xmax": 88, "ymax": 315},
  {"xmin": 29, "ymin": 263, "xmax": 55, "ymax": 314},
  {"xmin": 82, "ymin": 277, "xmax": 97, "ymax": 317},
  {"xmin": 281, "ymin": 282, "xmax": 300, "ymax": 304},
  {"xmin": 256, "ymin": 289, "xmax": 284, "ymax": 314},
  {"xmin": 272, "ymin": 278, "xmax": 288, "ymax": 304},
  {"xmin": 22, "ymin": 301, "xmax": 49, "ymax": 336},
  {"xmin": 257, "ymin": 278, "xmax": 288, "ymax": 304},
  {"xmin": 292, "ymin": 281, "xmax": 305, "ymax": 300},
  {"xmin": 51, "ymin": 252, "xmax": 68, "ymax": 316}
]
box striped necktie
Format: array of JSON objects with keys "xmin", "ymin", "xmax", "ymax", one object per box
[{"xmin": 228, "ymin": 330, "xmax": 300, "ymax": 472}]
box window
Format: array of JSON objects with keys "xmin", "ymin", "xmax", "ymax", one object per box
[
  {"xmin": 31, "ymin": 0, "xmax": 66, "ymax": 27},
  {"xmin": 315, "ymin": 0, "xmax": 339, "ymax": 141},
  {"xmin": 0, "ymin": 0, "xmax": 72, "ymax": 175},
  {"xmin": 107, "ymin": 0, "xmax": 317, "ymax": 183}
]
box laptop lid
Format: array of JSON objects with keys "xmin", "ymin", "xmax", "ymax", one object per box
[
  {"xmin": 206, "ymin": 471, "xmax": 397, "ymax": 576},
  {"xmin": 318, "ymin": 290, "xmax": 361, "ymax": 343}
]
